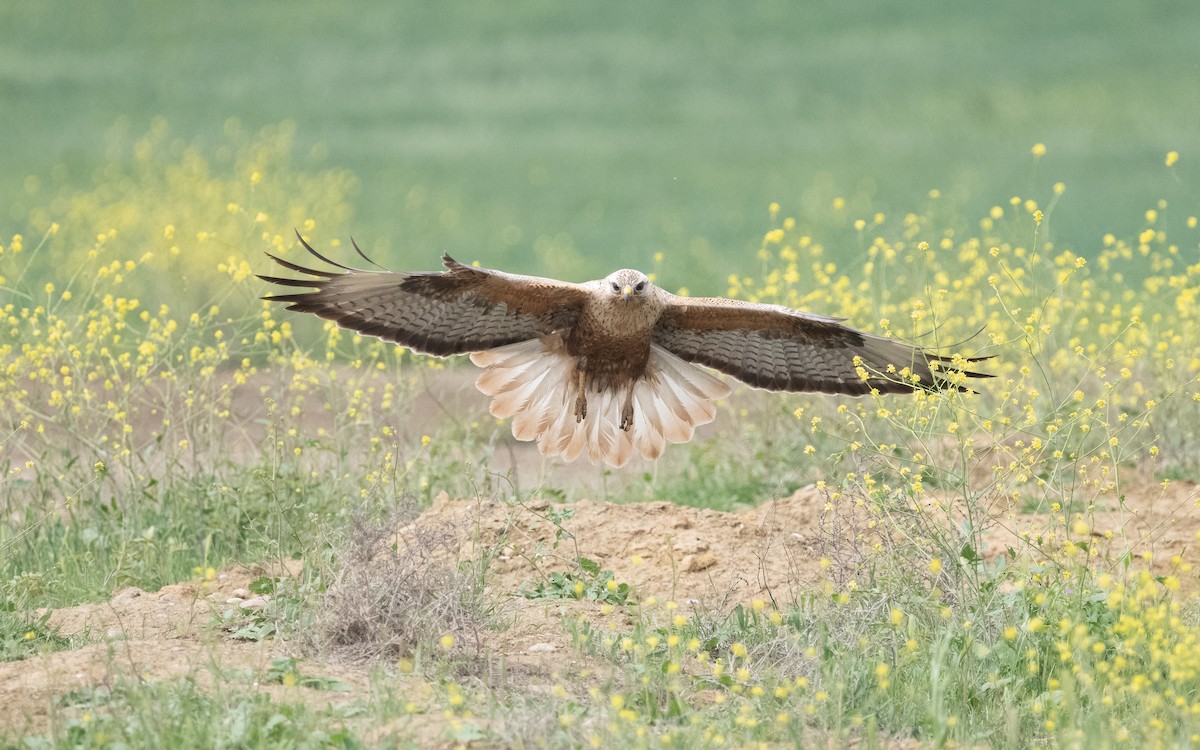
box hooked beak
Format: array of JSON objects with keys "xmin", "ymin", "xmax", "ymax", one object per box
[{"xmin": 621, "ymin": 285, "xmax": 633, "ymax": 303}]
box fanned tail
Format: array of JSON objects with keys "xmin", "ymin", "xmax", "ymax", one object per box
[{"xmin": 471, "ymin": 339, "xmax": 730, "ymax": 467}]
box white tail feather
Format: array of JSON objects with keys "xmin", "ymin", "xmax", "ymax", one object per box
[{"xmin": 472, "ymin": 339, "xmax": 730, "ymax": 467}]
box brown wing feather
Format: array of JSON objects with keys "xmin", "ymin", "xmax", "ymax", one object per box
[
  {"xmin": 652, "ymin": 295, "xmax": 990, "ymax": 394},
  {"xmin": 259, "ymin": 233, "xmax": 590, "ymax": 356}
]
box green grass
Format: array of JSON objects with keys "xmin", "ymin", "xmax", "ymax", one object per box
[
  {"xmin": 0, "ymin": 609, "xmax": 74, "ymax": 663},
  {"xmin": 11, "ymin": 678, "xmax": 367, "ymax": 749},
  {"xmin": 3, "ymin": 1, "xmax": 1199, "ymax": 289}
]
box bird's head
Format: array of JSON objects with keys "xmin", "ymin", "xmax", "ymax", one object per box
[{"xmin": 605, "ymin": 269, "xmax": 653, "ymax": 305}]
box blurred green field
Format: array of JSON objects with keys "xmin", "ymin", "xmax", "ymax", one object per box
[{"xmin": 3, "ymin": 0, "xmax": 1198, "ymax": 288}]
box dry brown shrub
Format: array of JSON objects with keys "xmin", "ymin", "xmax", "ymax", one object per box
[{"xmin": 302, "ymin": 497, "xmax": 493, "ymax": 665}]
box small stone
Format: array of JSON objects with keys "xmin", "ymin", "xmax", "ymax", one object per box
[
  {"xmin": 231, "ymin": 588, "xmax": 250, "ymax": 599},
  {"xmin": 105, "ymin": 627, "xmax": 125, "ymax": 640},
  {"xmin": 239, "ymin": 596, "xmax": 270, "ymax": 611},
  {"xmin": 681, "ymin": 552, "xmax": 717, "ymax": 572},
  {"xmin": 225, "ymin": 597, "xmax": 245, "ymax": 605},
  {"xmin": 528, "ymin": 642, "xmax": 556, "ymax": 653}
]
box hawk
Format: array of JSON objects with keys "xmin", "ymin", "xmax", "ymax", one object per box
[{"xmin": 260, "ymin": 234, "xmax": 990, "ymax": 467}]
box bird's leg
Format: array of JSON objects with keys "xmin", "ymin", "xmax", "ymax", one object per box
[
  {"xmin": 620, "ymin": 384, "xmax": 636, "ymax": 432},
  {"xmin": 573, "ymin": 368, "xmax": 588, "ymax": 422}
]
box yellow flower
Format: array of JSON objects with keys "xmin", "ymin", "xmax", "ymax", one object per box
[
  {"xmin": 439, "ymin": 634, "xmax": 456, "ymax": 649},
  {"xmin": 1031, "ymin": 143, "xmax": 1047, "ymax": 157},
  {"xmin": 1166, "ymin": 150, "xmax": 1179, "ymax": 167}
]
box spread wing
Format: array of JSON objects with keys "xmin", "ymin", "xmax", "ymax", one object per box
[
  {"xmin": 258, "ymin": 233, "xmax": 591, "ymax": 356},
  {"xmin": 652, "ymin": 295, "xmax": 991, "ymax": 394}
]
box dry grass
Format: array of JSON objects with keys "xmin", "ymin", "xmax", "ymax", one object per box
[{"xmin": 301, "ymin": 498, "xmax": 495, "ymax": 666}]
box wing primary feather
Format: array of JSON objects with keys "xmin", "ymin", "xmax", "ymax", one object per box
[
  {"xmin": 350, "ymin": 236, "xmax": 389, "ymax": 270},
  {"xmin": 255, "ymin": 274, "xmax": 326, "ymax": 288},
  {"xmin": 261, "ymin": 252, "xmax": 338, "ymax": 278},
  {"xmin": 263, "ymin": 293, "xmax": 324, "ymax": 305},
  {"xmin": 294, "ymin": 229, "xmax": 354, "ymax": 271},
  {"xmin": 930, "ymin": 353, "xmax": 994, "ymax": 364}
]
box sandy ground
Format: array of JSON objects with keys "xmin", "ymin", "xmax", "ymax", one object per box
[{"xmin": 5, "ymin": 475, "xmax": 1199, "ymax": 740}]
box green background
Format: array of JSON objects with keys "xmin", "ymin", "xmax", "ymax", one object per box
[{"xmin": 3, "ymin": 0, "xmax": 1197, "ymax": 291}]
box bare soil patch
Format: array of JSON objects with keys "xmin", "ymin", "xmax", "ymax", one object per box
[{"xmin": 424, "ymin": 487, "xmax": 829, "ymax": 605}]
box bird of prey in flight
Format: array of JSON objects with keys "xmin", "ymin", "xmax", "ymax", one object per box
[{"xmin": 261, "ymin": 235, "xmax": 990, "ymax": 467}]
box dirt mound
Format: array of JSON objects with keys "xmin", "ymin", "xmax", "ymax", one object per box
[{"xmin": 415, "ymin": 486, "xmax": 831, "ymax": 607}]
